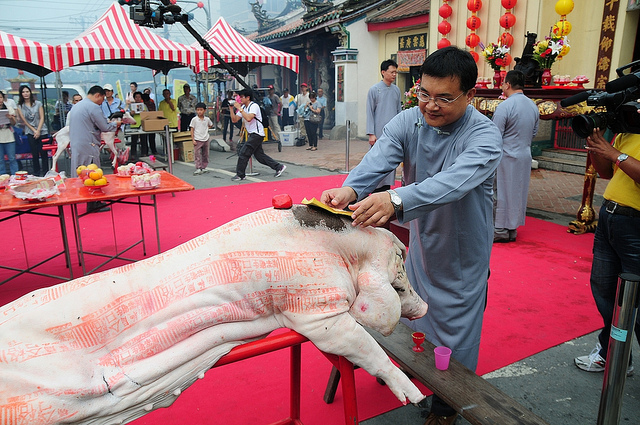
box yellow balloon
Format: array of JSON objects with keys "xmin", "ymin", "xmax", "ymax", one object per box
[
  {"xmin": 554, "ymin": 20, "xmax": 572, "ymax": 36},
  {"xmin": 555, "ymin": 0, "xmax": 574, "ymax": 16}
]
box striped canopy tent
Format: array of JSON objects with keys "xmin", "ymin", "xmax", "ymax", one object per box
[
  {"xmin": 56, "ymin": 2, "xmax": 202, "ymax": 74},
  {"xmin": 0, "ymin": 30, "xmax": 58, "ymax": 76},
  {"xmin": 195, "ymin": 17, "xmax": 299, "ymax": 76}
]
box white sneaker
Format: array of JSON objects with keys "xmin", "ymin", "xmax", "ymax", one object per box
[
  {"xmin": 201, "ymin": 168, "xmax": 209, "ymax": 174},
  {"xmin": 574, "ymin": 343, "xmax": 635, "ymax": 376},
  {"xmin": 193, "ymin": 169, "xmax": 202, "ymax": 175},
  {"xmin": 274, "ymin": 164, "xmax": 286, "ymax": 177}
]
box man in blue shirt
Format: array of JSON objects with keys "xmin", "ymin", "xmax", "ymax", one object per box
[
  {"xmin": 316, "ymin": 88, "xmax": 327, "ymax": 139},
  {"xmin": 100, "ymin": 84, "xmax": 124, "ymax": 118}
]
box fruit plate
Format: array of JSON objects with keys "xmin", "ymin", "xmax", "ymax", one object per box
[
  {"xmin": 132, "ymin": 183, "xmax": 160, "ymax": 191},
  {"xmin": 86, "ymin": 183, "xmax": 109, "ymax": 193}
]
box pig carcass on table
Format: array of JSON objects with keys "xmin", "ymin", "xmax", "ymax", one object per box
[{"xmin": 0, "ymin": 205, "xmax": 428, "ymax": 425}]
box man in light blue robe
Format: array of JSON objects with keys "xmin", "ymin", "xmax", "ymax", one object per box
[
  {"xmin": 492, "ymin": 70, "xmax": 539, "ymax": 242},
  {"xmin": 321, "ymin": 46, "xmax": 502, "ymax": 425}
]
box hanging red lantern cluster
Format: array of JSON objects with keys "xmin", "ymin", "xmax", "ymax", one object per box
[
  {"xmin": 465, "ymin": 0, "xmax": 482, "ymax": 62},
  {"xmin": 438, "ymin": 0, "xmax": 453, "ymax": 49},
  {"xmin": 497, "ymin": 0, "xmax": 517, "ymax": 68}
]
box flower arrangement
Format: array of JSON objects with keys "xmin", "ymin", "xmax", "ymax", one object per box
[
  {"xmin": 403, "ymin": 78, "xmax": 421, "ymax": 110},
  {"xmin": 480, "ymin": 43, "xmax": 510, "ymax": 71},
  {"xmin": 533, "ymin": 35, "xmax": 570, "ymax": 70}
]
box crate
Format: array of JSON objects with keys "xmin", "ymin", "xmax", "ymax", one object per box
[{"xmin": 279, "ymin": 131, "xmax": 298, "ymax": 147}]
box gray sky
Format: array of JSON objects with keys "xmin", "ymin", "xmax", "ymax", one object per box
[{"xmin": 0, "ymin": 0, "xmax": 224, "ymax": 46}]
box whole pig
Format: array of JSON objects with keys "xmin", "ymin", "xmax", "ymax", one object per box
[
  {"xmin": 52, "ymin": 110, "xmax": 136, "ymax": 170},
  {"xmin": 0, "ymin": 205, "xmax": 428, "ymax": 425}
]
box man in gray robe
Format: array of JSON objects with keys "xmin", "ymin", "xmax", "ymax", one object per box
[
  {"xmin": 321, "ymin": 46, "xmax": 502, "ymax": 425},
  {"xmin": 492, "ymin": 70, "xmax": 539, "ymax": 242},
  {"xmin": 69, "ymin": 85, "xmax": 119, "ymax": 212},
  {"xmin": 366, "ymin": 59, "xmax": 402, "ymax": 192}
]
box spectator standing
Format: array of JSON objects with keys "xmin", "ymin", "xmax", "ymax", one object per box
[
  {"xmin": 492, "ymin": 70, "xmax": 539, "ymax": 243},
  {"xmin": 15, "ymin": 85, "xmax": 49, "ymax": 177},
  {"xmin": 125, "ymin": 82, "xmax": 138, "ymax": 109},
  {"xmin": 320, "ymin": 46, "xmax": 502, "ymax": 425},
  {"xmin": 574, "ymin": 123, "xmax": 640, "ymax": 375},
  {"xmin": 141, "ymin": 93, "xmax": 158, "ymax": 156},
  {"xmin": 366, "ymin": 59, "xmax": 402, "ymax": 192},
  {"xmin": 128, "ymin": 91, "xmax": 148, "ymax": 159},
  {"xmin": 220, "ymin": 90, "xmax": 235, "ymax": 150},
  {"xmin": 53, "ymin": 91, "xmax": 72, "ymax": 131},
  {"xmin": 280, "ymin": 88, "xmax": 295, "ymax": 128},
  {"xmin": 143, "ymin": 87, "xmax": 155, "ymax": 102},
  {"xmin": 158, "ymin": 89, "xmax": 179, "ymax": 129},
  {"xmin": 190, "ymin": 102, "xmax": 213, "ymax": 175},
  {"xmin": 316, "ymin": 87, "xmax": 327, "ymax": 139},
  {"xmin": 229, "ymin": 89, "xmax": 286, "ymax": 181},
  {"xmin": 303, "ymin": 92, "xmax": 322, "ymax": 151},
  {"xmin": 100, "ymin": 84, "xmax": 125, "ymax": 118},
  {"xmin": 0, "ymin": 91, "xmax": 19, "ymax": 175},
  {"xmin": 295, "ymin": 83, "xmax": 310, "ymax": 142},
  {"xmin": 178, "ymin": 84, "xmax": 197, "ymax": 132},
  {"xmin": 69, "ymin": 85, "xmax": 119, "ymax": 212},
  {"xmin": 72, "ymin": 94, "xmax": 82, "ymax": 104},
  {"xmin": 267, "ymin": 85, "xmax": 282, "ymax": 142}
]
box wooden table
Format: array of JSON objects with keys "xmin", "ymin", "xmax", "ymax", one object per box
[{"xmin": 0, "ymin": 171, "xmax": 194, "ymax": 283}]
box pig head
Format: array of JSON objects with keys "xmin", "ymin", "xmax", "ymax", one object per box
[
  {"xmin": 0, "ymin": 205, "xmax": 428, "ymax": 425},
  {"xmin": 51, "ymin": 111, "xmax": 135, "ymax": 171}
]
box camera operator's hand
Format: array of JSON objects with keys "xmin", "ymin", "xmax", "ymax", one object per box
[{"xmin": 585, "ymin": 128, "xmax": 617, "ymax": 162}]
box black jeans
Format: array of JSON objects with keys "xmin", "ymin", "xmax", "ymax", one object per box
[
  {"xmin": 304, "ymin": 120, "xmax": 319, "ymax": 147},
  {"xmin": 318, "ymin": 110, "xmax": 325, "ymax": 138},
  {"xmin": 180, "ymin": 113, "xmax": 195, "ymax": 132},
  {"xmin": 27, "ymin": 133, "xmax": 49, "ymax": 176},
  {"xmin": 235, "ymin": 133, "xmax": 281, "ymax": 178},
  {"xmin": 222, "ymin": 114, "xmax": 233, "ymax": 141}
]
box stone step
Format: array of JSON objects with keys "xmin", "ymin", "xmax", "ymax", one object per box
[
  {"xmin": 540, "ymin": 148, "xmax": 587, "ymax": 162},
  {"xmin": 533, "ymin": 155, "xmax": 587, "ymax": 175}
]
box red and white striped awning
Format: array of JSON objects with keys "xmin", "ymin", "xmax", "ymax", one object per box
[
  {"xmin": 57, "ymin": 2, "xmax": 202, "ymax": 73},
  {"xmin": 196, "ymin": 17, "xmax": 299, "ymax": 74},
  {"xmin": 0, "ymin": 30, "xmax": 58, "ymax": 76}
]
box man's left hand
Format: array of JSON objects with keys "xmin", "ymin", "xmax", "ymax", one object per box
[{"xmin": 349, "ymin": 191, "xmax": 395, "ymax": 228}]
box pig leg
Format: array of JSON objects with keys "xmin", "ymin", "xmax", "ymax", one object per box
[{"xmin": 289, "ymin": 314, "xmax": 425, "ymax": 404}]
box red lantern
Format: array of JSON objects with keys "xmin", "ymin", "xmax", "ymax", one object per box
[
  {"xmin": 439, "ymin": 4, "xmax": 453, "ymax": 18},
  {"xmin": 467, "ymin": 0, "xmax": 482, "ymax": 12},
  {"xmin": 498, "ymin": 32, "xmax": 514, "ymax": 47},
  {"xmin": 501, "ymin": 0, "xmax": 517, "ymax": 9},
  {"xmin": 438, "ymin": 21, "xmax": 452, "ymax": 35},
  {"xmin": 467, "ymin": 16, "xmax": 482, "ymax": 30},
  {"xmin": 499, "ymin": 12, "xmax": 516, "ymax": 29},
  {"xmin": 437, "ymin": 38, "xmax": 452, "ymax": 49},
  {"xmin": 465, "ymin": 33, "xmax": 481, "ymax": 48},
  {"xmin": 197, "ymin": 1, "xmax": 204, "ymax": 7},
  {"xmin": 503, "ymin": 53, "xmax": 513, "ymax": 66},
  {"xmin": 470, "ymin": 51, "xmax": 480, "ymax": 62}
]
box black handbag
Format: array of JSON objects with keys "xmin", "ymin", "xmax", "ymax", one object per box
[{"xmin": 309, "ymin": 112, "xmax": 322, "ymax": 124}]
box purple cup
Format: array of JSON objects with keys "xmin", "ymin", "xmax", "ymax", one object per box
[{"xmin": 434, "ymin": 346, "xmax": 452, "ymax": 370}]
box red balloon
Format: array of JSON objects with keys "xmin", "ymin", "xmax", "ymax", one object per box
[
  {"xmin": 465, "ymin": 33, "xmax": 481, "ymax": 48},
  {"xmin": 439, "ymin": 4, "xmax": 453, "ymax": 18},
  {"xmin": 437, "ymin": 38, "xmax": 452, "ymax": 49},
  {"xmin": 498, "ymin": 32, "xmax": 514, "ymax": 47},
  {"xmin": 470, "ymin": 51, "xmax": 480, "ymax": 63},
  {"xmin": 499, "ymin": 12, "xmax": 516, "ymax": 29},
  {"xmin": 501, "ymin": 0, "xmax": 517, "ymax": 8},
  {"xmin": 438, "ymin": 20, "xmax": 452, "ymax": 35},
  {"xmin": 467, "ymin": 16, "xmax": 482, "ymax": 30},
  {"xmin": 467, "ymin": 0, "xmax": 482, "ymax": 12}
]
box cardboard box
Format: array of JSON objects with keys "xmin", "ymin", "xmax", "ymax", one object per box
[
  {"xmin": 140, "ymin": 111, "xmax": 169, "ymax": 132},
  {"xmin": 172, "ymin": 131, "xmax": 192, "ymax": 143},
  {"xmin": 279, "ymin": 131, "xmax": 298, "ymax": 147},
  {"xmin": 178, "ymin": 141, "xmax": 195, "ymax": 162}
]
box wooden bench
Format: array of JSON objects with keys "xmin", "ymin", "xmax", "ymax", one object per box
[
  {"xmin": 357, "ymin": 323, "xmax": 549, "ymax": 424},
  {"xmin": 139, "ymin": 156, "xmax": 168, "ymax": 171}
]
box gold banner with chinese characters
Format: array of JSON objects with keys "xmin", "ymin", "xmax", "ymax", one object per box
[
  {"xmin": 594, "ymin": 0, "xmax": 621, "ymax": 89},
  {"xmin": 397, "ymin": 49, "xmax": 426, "ymax": 73}
]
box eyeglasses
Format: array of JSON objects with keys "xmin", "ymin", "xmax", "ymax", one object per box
[{"xmin": 416, "ymin": 90, "xmax": 466, "ymax": 107}]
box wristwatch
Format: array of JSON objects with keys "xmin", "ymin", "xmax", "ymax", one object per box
[
  {"xmin": 387, "ymin": 189, "xmax": 403, "ymax": 212},
  {"xmin": 616, "ymin": 153, "xmax": 629, "ymax": 166}
]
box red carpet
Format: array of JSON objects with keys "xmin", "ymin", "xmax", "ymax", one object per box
[{"xmin": 0, "ymin": 175, "xmax": 602, "ymax": 424}]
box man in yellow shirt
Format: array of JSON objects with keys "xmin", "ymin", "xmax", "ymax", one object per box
[{"xmin": 158, "ymin": 89, "xmax": 179, "ymax": 129}]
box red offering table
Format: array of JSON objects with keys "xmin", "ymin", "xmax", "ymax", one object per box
[{"xmin": 0, "ymin": 171, "xmax": 194, "ymax": 284}]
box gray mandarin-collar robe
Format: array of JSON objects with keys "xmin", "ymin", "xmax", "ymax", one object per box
[{"xmin": 344, "ymin": 105, "xmax": 502, "ymax": 370}]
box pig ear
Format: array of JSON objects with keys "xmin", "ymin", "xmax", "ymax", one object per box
[{"xmin": 349, "ymin": 270, "xmax": 401, "ymax": 336}]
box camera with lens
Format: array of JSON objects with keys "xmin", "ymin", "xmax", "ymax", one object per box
[{"xmin": 561, "ymin": 60, "xmax": 640, "ymax": 138}]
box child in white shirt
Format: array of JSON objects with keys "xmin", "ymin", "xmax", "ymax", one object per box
[{"xmin": 189, "ymin": 102, "xmax": 213, "ymax": 175}]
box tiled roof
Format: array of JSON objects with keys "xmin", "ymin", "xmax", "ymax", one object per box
[
  {"xmin": 366, "ymin": 0, "xmax": 429, "ymax": 23},
  {"xmin": 253, "ymin": 9, "xmax": 342, "ymax": 43}
]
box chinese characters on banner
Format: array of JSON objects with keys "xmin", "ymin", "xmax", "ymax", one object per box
[
  {"xmin": 397, "ymin": 33, "xmax": 427, "ymax": 72},
  {"xmin": 594, "ymin": 0, "xmax": 621, "ymax": 89}
]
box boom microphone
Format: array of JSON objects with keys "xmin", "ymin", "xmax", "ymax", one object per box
[
  {"xmin": 560, "ymin": 91, "xmax": 593, "ymax": 108},
  {"xmin": 605, "ymin": 73, "xmax": 640, "ymax": 93}
]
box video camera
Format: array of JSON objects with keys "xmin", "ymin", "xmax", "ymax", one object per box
[{"xmin": 561, "ymin": 60, "xmax": 640, "ymax": 138}]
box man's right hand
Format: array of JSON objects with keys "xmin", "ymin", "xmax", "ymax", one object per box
[
  {"xmin": 320, "ymin": 187, "xmax": 357, "ymax": 210},
  {"xmin": 368, "ymin": 134, "xmax": 377, "ymax": 147}
]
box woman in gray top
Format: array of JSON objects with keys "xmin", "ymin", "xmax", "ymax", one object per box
[{"xmin": 16, "ymin": 85, "xmax": 48, "ymax": 176}]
